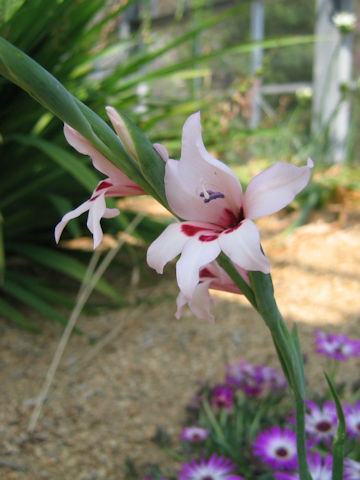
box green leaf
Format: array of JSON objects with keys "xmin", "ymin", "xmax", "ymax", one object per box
[
  {"xmin": 1, "ymin": 277, "xmax": 73, "ymax": 328},
  {"xmin": 0, "ymin": 210, "xmax": 4, "ymax": 283},
  {"xmin": 12, "ymin": 134, "xmax": 99, "ymax": 191},
  {"xmin": 0, "ymin": 296, "xmax": 40, "ymax": 332},
  {"xmin": 9, "ymin": 244, "xmax": 123, "ymax": 303},
  {"xmin": 325, "ymin": 372, "xmax": 346, "ymax": 480}
]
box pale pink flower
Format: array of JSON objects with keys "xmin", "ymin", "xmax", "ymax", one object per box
[
  {"xmin": 147, "ymin": 112, "xmax": 313, "ymax": 303},
  {"xmin": 55, "ymin": 122, "xmax": 145, "ymax": 248},
  {"xmin": 175, "ymin": 261, "xmax": 248, "ymax": 322}
]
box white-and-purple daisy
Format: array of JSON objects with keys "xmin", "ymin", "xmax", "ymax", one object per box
[
  {"xmin": 344, "ymin": 458, "xmax": 360, "ymax": 480},
  {"xmin": 305, "ymin": 400, "xmax": 338, "ymax": 444},
  {"xmin": 181, "ymin": 426, "xmax": 209, "ymax": 443},
  {"xmin": 252, "ymin": 426, "xmax": 298, "ymax": 470},
  {"xmin": 274, "ymin": 452, "xmax": 332, "ymax": 480},
  {"xmin": 344, "ymin": 402, "xmax": 360, "ymax": 438},
  {"xmin": 178, "ymin": 454, "xmax": 243, "ymax": 480},
  {"xmin": 314, "ymin": 330, "xmax": 360, "ymax": 361}
]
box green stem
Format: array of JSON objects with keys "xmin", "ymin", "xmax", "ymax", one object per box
[{"xmin": 248, "ymin": 270, "xmax": 311, "ymax": 480}]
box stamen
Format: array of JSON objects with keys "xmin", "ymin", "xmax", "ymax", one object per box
[{"xmin": 200, "ymin": 190, "xmax": 225, "ymax": 203}]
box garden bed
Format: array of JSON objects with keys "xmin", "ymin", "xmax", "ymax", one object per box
[{"xmin": 1, "ymin": 201, "xmax": 360, "ymax": 480}]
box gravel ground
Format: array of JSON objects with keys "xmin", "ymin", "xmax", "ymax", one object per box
[{"xmin": 1, "ymin": 203, "xmax": 360, "ymax": 480}]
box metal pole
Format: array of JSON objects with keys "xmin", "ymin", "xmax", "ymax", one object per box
[{"xmin": 249, "ymin": 0, "xmax": 264, "ymax": 129}]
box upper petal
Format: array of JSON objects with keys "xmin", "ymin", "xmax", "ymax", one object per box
[
  {"xmin": 164, "ymin": 112, "xmax": 243, "ymax": 225},
  {"xmin": 244, "ymin": 159, "xmax": 313, "ymax": 220},
  {"xmin": 218, "ymin": 219, "xmax": 270, "ymax": 273},
  {"xmin": 64, "ymin": 124, "xmax": 145, "ymax": 195}
]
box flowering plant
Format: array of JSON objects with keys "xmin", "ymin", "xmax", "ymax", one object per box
[{"xmin": 0, "ymin": 37, "xmax": 348, "ymax": 480}]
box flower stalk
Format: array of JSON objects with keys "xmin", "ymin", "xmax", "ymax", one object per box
[{"xmin": 219, "ymin": 257, "xmax": 312, "ymax": 480}]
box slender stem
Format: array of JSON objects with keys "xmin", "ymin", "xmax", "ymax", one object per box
[{"xmin": 248, "ymin": 270, "xmax": 311, "ymax": 480}]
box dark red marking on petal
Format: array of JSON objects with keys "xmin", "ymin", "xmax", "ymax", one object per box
[
  {"xmin": 96, "ymin": 180, "xmax": 113, "ymax": 191},
  {"xmin": 182, "ymin": 224, "xmax": 208, "ymax": 236},
  {"xmin": 199, "ymin": 234, "xmax": 218, "ymax": 242},
  {"xmin": 199, "ymin": 268, "xmax": 217, "ymax": 279},
  {"xmin": 223, "ymin": 208, "xmax": 238, "ymax": 226},
  {"xmin": 90, "ymin": 193, "xmax": 100, "ymax": 202},
  {"xmin": 224, "ymin": 221, "xmax": 243, "ymax": 234}
]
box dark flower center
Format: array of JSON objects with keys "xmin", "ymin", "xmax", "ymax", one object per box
[
  {"xmin": 202, "ymin": 476, "xmax": 214, "ymax": 480},
  {"xmin": 275, "ymin": 447, "xmax": 289, "ymax": 458},
  {"xmin": 356, "ymin": 422, "xmax": 360, "ymax": 431},
  {"xmin": 316, "ymin": 420, "xmax": 332, "ymax": 432}
]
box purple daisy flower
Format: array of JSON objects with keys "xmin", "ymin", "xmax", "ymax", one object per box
[
  {"xmin": 225, "ymin": 359, "xmax": 286, "ymax": 397},
  {"xmin": 178, "ymin": 454, "xmax": 243, "ymax": 480},
  {"xmin": 344, "ymin": 402, "xmax": 360, "ymax": 437},
  {"xmin": 181, "ymin": 426, "xmax": 209, "ymax": 443},
  {"xmin": 252, "ymin": 426, "xmax": 298, "ymax": 470},
  {"xmin": 344, "ymin": 458, "xmax": 360, "ymax": 480},
  {"xmin": 212, "ymin": 385, "xmax": 234, "ymax": 410},
  {"xmin": 314, "ymin": 330, "xmax": 360, "ymax": 361},
  {"xmin": 275, "ymin": 452, "xmax": 332, "ymax": 480},
  {"xmin": 305, "ymin": 400, "xmax": 338, "ymax": 444}
]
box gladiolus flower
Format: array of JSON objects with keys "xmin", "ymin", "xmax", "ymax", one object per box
[
  {"xmin": 147, "ymin": 112, "xmax": 313, "ymax": 305},
  {"xmin": 55, "ymin": 121, "xmax": 145, "ymax": 249}
]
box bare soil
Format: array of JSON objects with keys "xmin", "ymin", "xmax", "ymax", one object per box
[{"xmin": 1, "ymin": 197, "xmax": 360, "ymax": 480}]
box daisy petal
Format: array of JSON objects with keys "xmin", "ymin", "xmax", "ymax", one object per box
[
  {"xmin": 244, "ymin": 161, "xmax": 313, "ymax": 220},
  {"xmin": 146, "ymin": 222, "xmax": 189, "ymax": 274},
  {"xmin": 219, "ymin": 219, "xmax": 270, "ymax": 273},
  {"xmin": 176, "ymin": 236, "xmax": 221, "ymax": 299}
]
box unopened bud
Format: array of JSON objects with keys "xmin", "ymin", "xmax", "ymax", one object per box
[{"xmin": 106, "ymin": 106, "xmax": 138, "ymax": 162}]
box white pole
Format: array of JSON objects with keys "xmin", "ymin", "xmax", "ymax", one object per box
[
  {"xmin": 249, "ymin": 0, "xmax": 264, "ymax": 129},
  {"xmin": 312, "ymin": 0, "xmax": 354, "ymax": 162}
]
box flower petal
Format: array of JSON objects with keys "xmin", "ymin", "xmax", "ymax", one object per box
[
  {"xmin": 146, "ymin": 222, "xmax": 189, "ymax": 274},
  {"xmin": 176, "ymin": 236, "xmax": 221, "ymax": 299},
  {"xmin": 164, "ymin": 112, "xmax": 243, "ymax": 225},
  {"xmin": 218, "ymin": 219, "xmax": 270, "ymax": 273},
  {"xmin": 175, "ymin": 280, "xmax": 215, "ymax": 322},
  {"xmin": 54, "ymin": 199, "xmax": 92, "ymax": 244},
  {"xmin": 244, "ymin": 159, "xmax": 313, "ymax": 219},
  {"xmin": 64, "ymin": 124, "xmax": 145, "ymax": 195},
  {"xmin": 86, "ymin": 193, "xmax": 108, "ymax": 248}
]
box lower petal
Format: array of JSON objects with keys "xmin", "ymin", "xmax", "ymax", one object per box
[
  {"xmin": 175, "ymin": 280, "xmax": 215, "ymax": 322},
  {"xmin": 146, "ymin": 222, "xmax": 189, "ymax": 274},
  {"xmin": 176, "ymin": 236, "xmax": 221, "ymax": 299},
  {"xmin": 86, "ymin": 193, "xmax": 107, "ymax": 248},
  {"xmin": 218, "ymin": 219, "xmax": 270, "ymax": 273},
  {"xmin": 54, "ymin": 199, "xmax": 92, "ymax": 244}
]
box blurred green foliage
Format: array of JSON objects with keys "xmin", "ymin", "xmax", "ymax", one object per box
[{"xmin": 0, "ymin": 0, "xmax": 357, "ymax": 330}]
